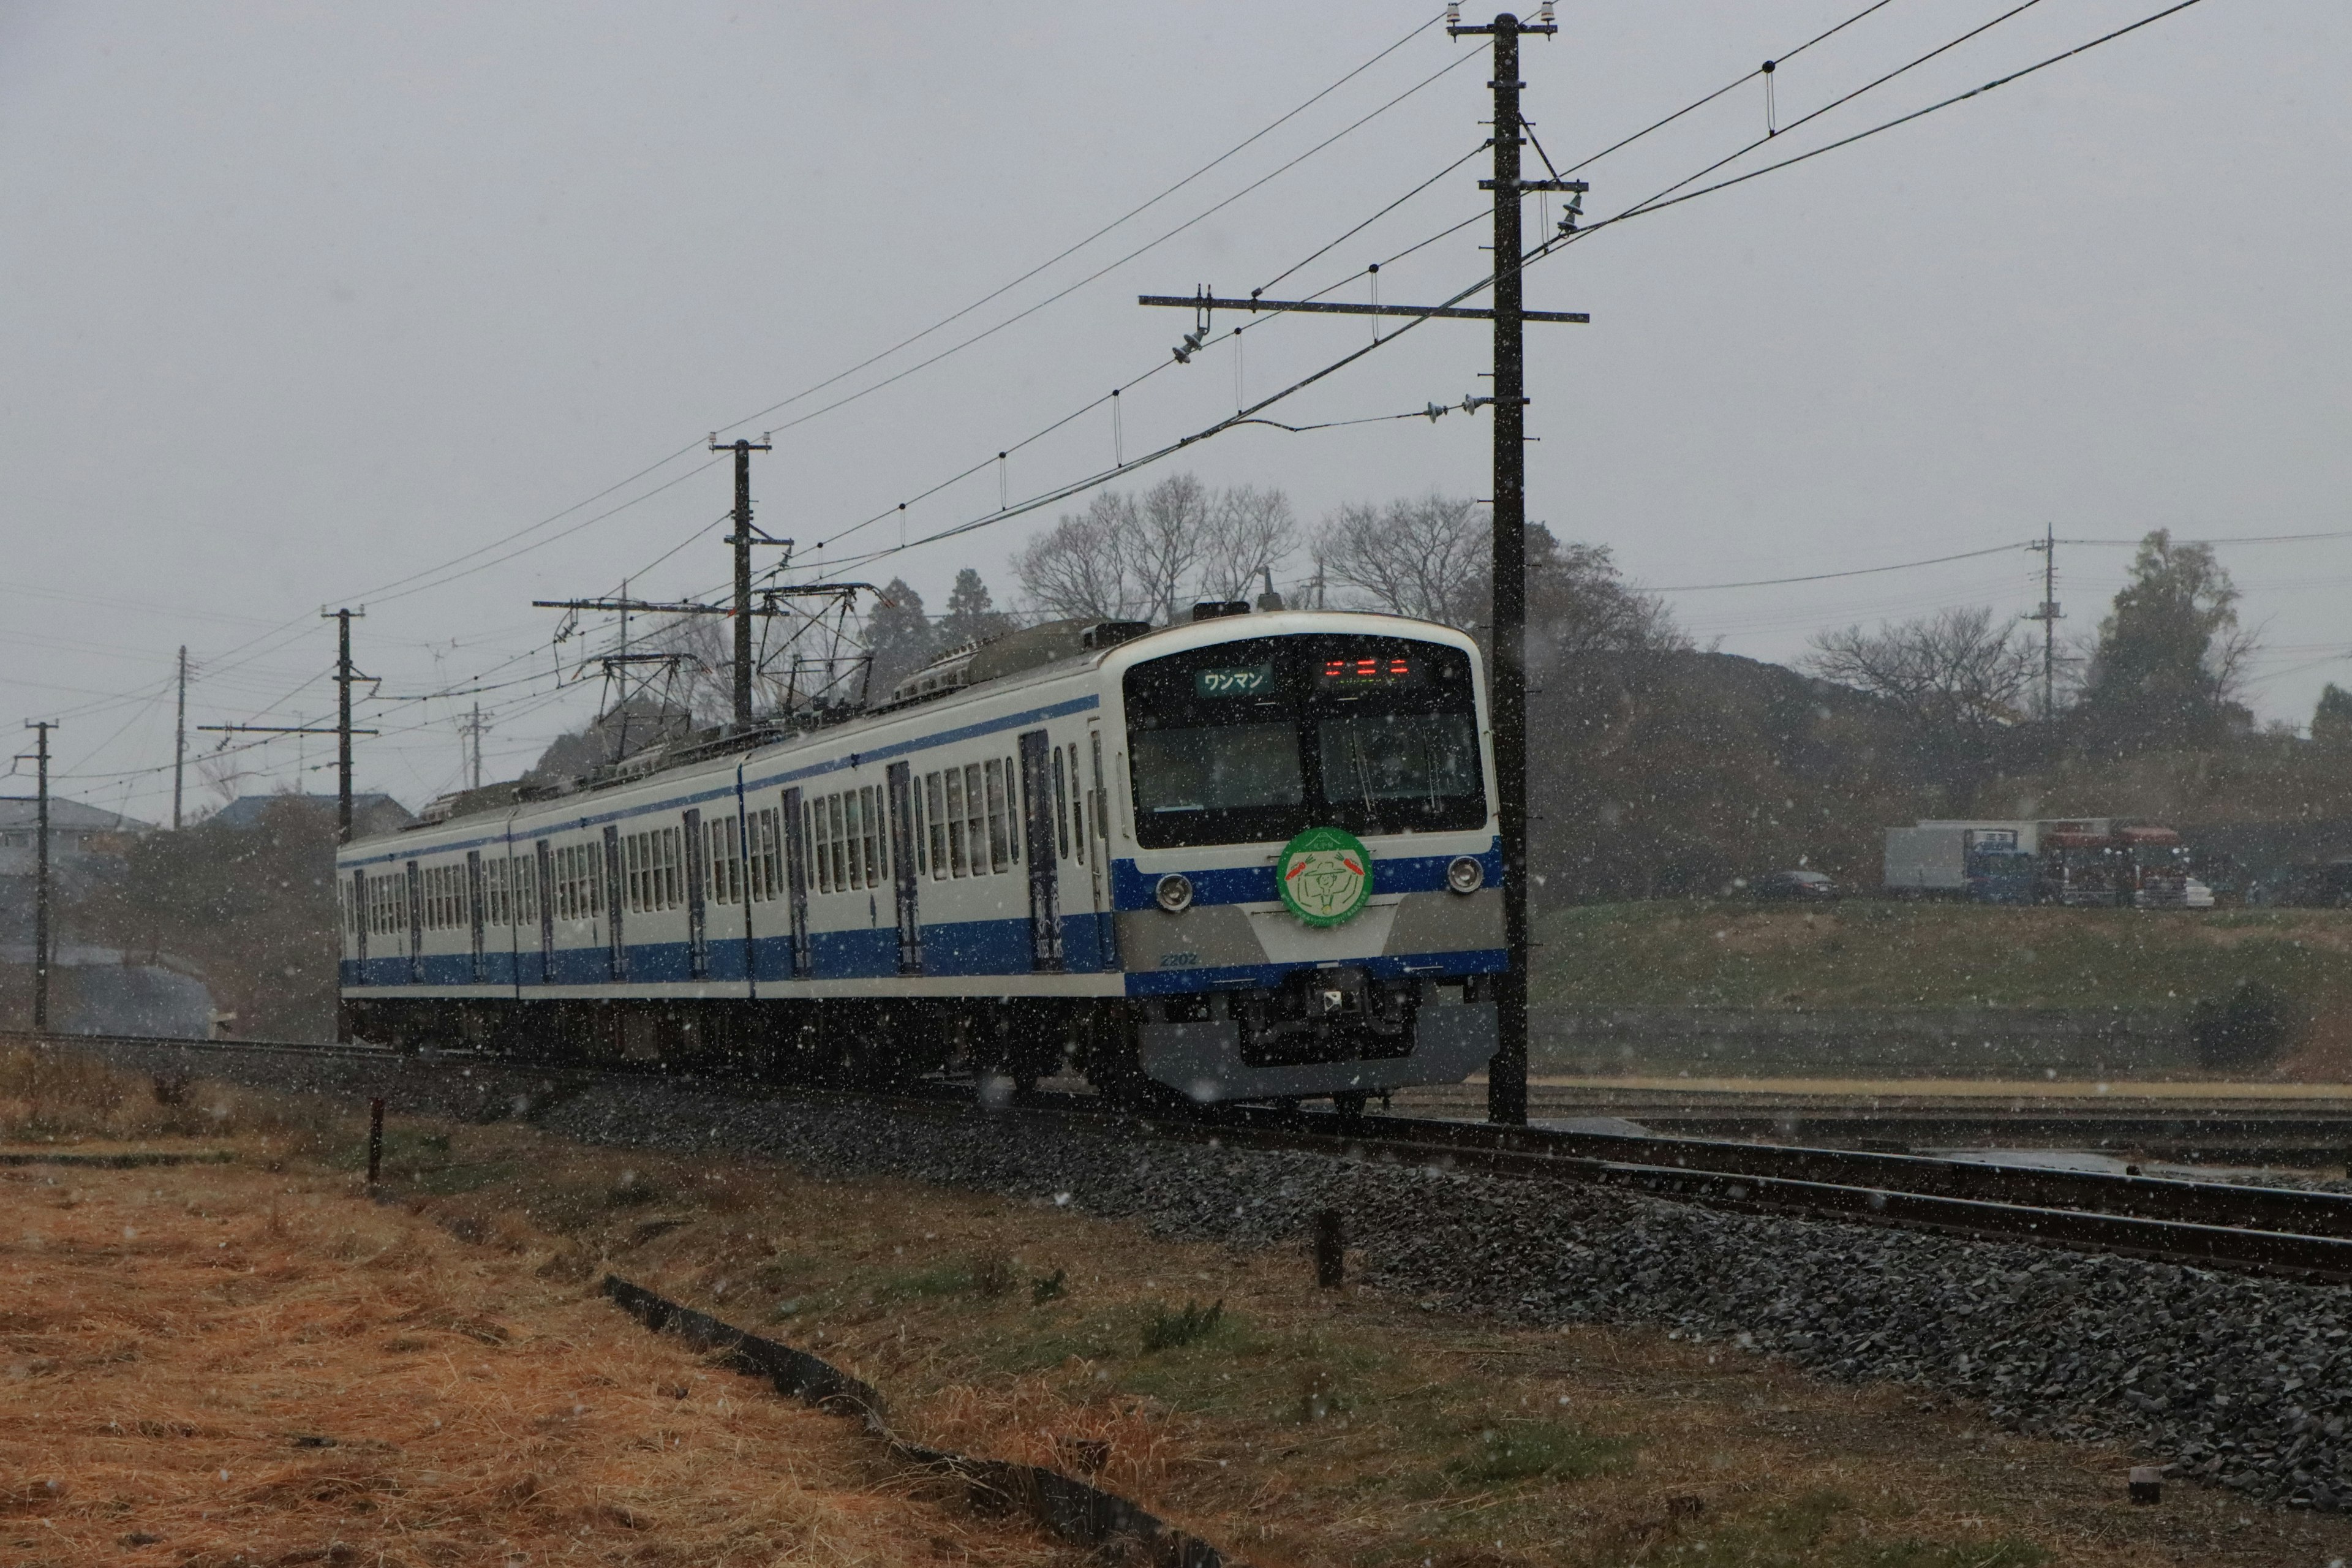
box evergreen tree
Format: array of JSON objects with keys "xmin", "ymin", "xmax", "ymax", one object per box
[
  {"xmin": 863, "ymin": 578, "xmax": 936, "ymax": 696},
  {"xmin": 2315, "ymin": 683, "xmax": 2352, "ymax": 749},
  {"xmin": 936, "ymin": 567, "xmax": 1013, "ymax": 647},
  {"xmin": 2077, "ymin": 529, "xmax": 2254, "ymax": 751}
]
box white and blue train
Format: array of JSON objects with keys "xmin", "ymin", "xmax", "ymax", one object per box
[{"xmin": 337, "ymin": 607, "xmax": 1501, "ymax": 1107}]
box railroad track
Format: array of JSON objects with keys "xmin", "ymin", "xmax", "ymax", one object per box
[
  {"xmin": 1397, "ymin": 1082, "xmax": 2352, "ymax": 1164},
  {"xmin": 19, "ymin": 1028, "xmax": 2352, "ymax": 1286}
]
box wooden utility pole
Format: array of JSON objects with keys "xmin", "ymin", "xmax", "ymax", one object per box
[
  {"xmin": 20, "ymin": 721, "xmax": 55, "ymax": 1030},
  {"xmin": 709, "ymin": 436, "xmax": 774, "ymax": 726},
  {"xmin": 1142, "ymin": 7, "xmax": 1576, "ymax": 1125}
]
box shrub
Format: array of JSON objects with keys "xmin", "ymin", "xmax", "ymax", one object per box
[
  {"xmin": 2191, "ymin": 978, "xmax": 2301, "ymax": 1069},
  {"xmin": 1140, "ymin": 1298, "xmax": 1223, "ymax": 1352}
]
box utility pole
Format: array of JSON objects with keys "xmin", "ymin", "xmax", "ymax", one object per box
[
  {"xmin": 2024, "ymin": 525, "xmax": 2062, "ymax": 722},
  {"xmin": 200, "ymin": 617, "xmax": 374, "ymax": 835},
  {"xmin": 20, "ymin": 722, "xmax": 55, "ymax": 1030},
  {"xmin": 1140, "ymin": 6, "xmax": 1574, "ymax": 1126},
  {"xmin": 172, "ymin": 646, "xmax": 189, "ymax": 831},
  {"xmin": 1468, "ymin": 7, "xmax": 1545, "ymax": 1128},
  {"xmin": 326, "ymin": 608, "xmax": 364, "ymax": 843},
  {"xmin": 462, "ymin": 702, "xmax": 486, "ymax": 791},
  {"xmin": 709, "ymin": 436, "xmax": 774, "ymax": 726}
]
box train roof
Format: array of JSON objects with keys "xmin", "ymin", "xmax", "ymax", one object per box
[{"xmin": 356, "ymin": 608, "xmax": 1471, "ymax": 849}]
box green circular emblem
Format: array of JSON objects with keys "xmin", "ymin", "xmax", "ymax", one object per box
[{"xmin": 1276, "ymin": 826, "xmax": 1374, "ymax": 927}]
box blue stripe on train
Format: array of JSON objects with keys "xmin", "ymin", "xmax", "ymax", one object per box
[{"xmin": 1110, "ymin": 840, "xmax": 1502, "ymax": 911}]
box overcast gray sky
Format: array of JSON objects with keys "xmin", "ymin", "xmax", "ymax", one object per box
[{"xmin": 4, "ymin": 0, "xmax": 2345, "ymax": 821}]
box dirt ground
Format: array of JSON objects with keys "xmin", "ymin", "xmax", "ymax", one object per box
[{"xmin": 9, "ymin": 1048, "xmax": 2352, "ymax": 1566}]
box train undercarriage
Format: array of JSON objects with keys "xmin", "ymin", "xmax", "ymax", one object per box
[{"xmin": 343, "ymin": 974, "xmax": 1495, "ymax": 1112}]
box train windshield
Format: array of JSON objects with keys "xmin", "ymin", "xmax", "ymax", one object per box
[{"xmin": 1123, "ymin": 633, "xmax": 1485, "ymax": 848}]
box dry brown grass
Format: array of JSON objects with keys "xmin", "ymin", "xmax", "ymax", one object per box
[{"xmin": 0, "ymin": 1151, "xmax": 1087, "ymax": 1566}]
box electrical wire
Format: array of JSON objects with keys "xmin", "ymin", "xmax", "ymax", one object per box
[
  {"xmin": 732, "ymin": 47, "xmax": 1488, "ymax": 450},
  {"xmin": 1551, "ymin": 0, "xmax": 1906, "ymax": 180},
  {"xmin": 1581, "ymin": 0, "xmax": 2208, "ymax": 235},
  {"xmin": 1647, "ymin": 543, "xmax": 2032, "ymax": 592}
]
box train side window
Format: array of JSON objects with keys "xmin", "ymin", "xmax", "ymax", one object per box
[
  {"xmin": 837, "ymin": 790, "xmax": 856, "ymax": 888},
  {"xmin": 584, "ymin": 840, "xmax": 603, "ymax": 916},
  {"xmin": 515, "ymin": 856, "xmax": 537, "ymax": 924},
  {"xmin": 923, "ymin": 773, "xmax": 945, "ymax": 880},
  {"xmin": 753, "ymin": 807, "xmax": 780, "ymax": 902},
  {"xmin": 862, "ymin": 784, "xmax": 883, "ymax": 887},
  {"xmin": 1008, "ymin": 753, "xmax": 1021, "ymax": 863},
  {"xmin": 982, "ymin": 760, "xmax": 1008, "ymax": 873},
  {"xmin": 843, "ymin": 788, "xmax": 860, "ymax": 889},
  {"xmin": 941, "ymin": 770, "xmax": 965, "ymax": 876},
  {"xmin": 910, "ymin": 780, "xmax": 927, "ymax": 876},
  {"xmin": 962, "ymin": 764, "xmax": 986, "ymax": 876}
]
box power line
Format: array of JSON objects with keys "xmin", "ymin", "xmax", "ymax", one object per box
[
  {"xmin": 1585, "ymin": 0, "xmax": 2210, "ymax": 234},
  {"xmin": 731, "ymin": 47, "xmax": 1489, "ymax": 450},
  {"xmin": 701, "ymin": 12, "xmax": 1448, "ymax": 443},
  {"xmin": 1648, "ymin": 542, "xmax": 2030, "ymax": 592},
  {"xmin": 1552, "ymin": 0, "xmax": 1907, "ymax": 179}
]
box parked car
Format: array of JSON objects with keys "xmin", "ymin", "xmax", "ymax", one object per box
[{"xmin": 1753, "ymin": 869, "xmax": 1839, "ymax": 903}]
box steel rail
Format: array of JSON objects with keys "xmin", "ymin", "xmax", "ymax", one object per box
[{"xmin": 19, "ymin": 1029, "xmax": 2352, "ymax": 1284}]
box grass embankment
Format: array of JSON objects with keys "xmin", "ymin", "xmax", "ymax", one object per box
[
  {"xmin": 1534, "ymin": 902, "xmax": 2352, "ymax": 1016},
  {"xmin": 12, "ymin": 1047, "xmax": 2352, "ymax": 1566}
]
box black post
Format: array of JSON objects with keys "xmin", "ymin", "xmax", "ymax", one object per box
[
  {"xmin": 172, "ymin": 646, "xmax": 188, "ymax": 832},
  {"xmin": 711, "ymin": 437, "xmax": 772, "ymax": 726},
  {"xmin": 323, "ymin": 607, "xmax": 361, "ymax": 845},
  {"xmin": 1487, "ymin": 13, "xmax": 1531, "ymax": 1126},
  {"xmin": 26, "ymin": 721, "xmax": 54, "ymax": 1031},
  {"xmin": 1313, "ymin": 1207, "xmax": 1346, "ymax": 1289},
  {"xmin": 366, "ymin": 1097, "xmax": 385, "ymax": 1185}
]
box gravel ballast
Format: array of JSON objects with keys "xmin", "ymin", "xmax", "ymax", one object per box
[{"xmin": 63, "ymin": 1039, "xmax": 2352, "ymax": 1512}]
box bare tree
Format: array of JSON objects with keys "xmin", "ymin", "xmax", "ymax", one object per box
[
  {"xmin": 1313, "ymin": 493, "xmax": 1487, "ymax": 628},
  {"xmin": 1014, "ymin": 491, "xmax": 1150, "ymax": 623},
  {"xmin": 1131, "ymin": 473, "xmax": 1208, "ymax": 623},
  {"xmin": 1198, "ymin": 484, "xmax": 1299, "ymax": 604},
  {"xmin": 1014, "ymin": 473, "xmax": 1297, "ymax": 623},
  {"xmin": 1804, "ymin": 605, "xmax": 2036, "ymax": 764}
]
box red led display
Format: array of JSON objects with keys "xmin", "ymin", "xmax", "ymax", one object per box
[{"xmin": 1317, "ymin": 655, "xmax": 1417, "ymax": 685}]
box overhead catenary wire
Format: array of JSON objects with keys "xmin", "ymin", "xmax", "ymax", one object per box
[
  {"xmin": 723, "ymin": 46, "xmax": 1489, "ymax": 453},
  {"xmin": 821, "ymin": 0, "xmax": 2220, "ymax": 608},
  {"xmin": 704, "ymin": 11, "xmax": 1450, "ymax": 443}
]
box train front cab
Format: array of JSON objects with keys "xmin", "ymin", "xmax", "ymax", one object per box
[{"xmin": 1107, "ymin": 615, "xmax": 1503, "ymax": 1107}]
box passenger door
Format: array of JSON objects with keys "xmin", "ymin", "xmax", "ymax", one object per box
[
  {"xmin": 466, "ymin": 850, "xmax": 486, "ymax": 984},
  {"xmin": 404, "ymin": 859, "xmax": 423, "ymax": 984},
  {"xmin": 602, "ymin": 824, "xmax": 625, "ymax": 981},
  {"xmin": 782, "ymin": 786, "xmax": 812, "ymax": 978},
  {"xmin": 535, "ymin": 839, "xmax": 555, "ymax": 984},
  {"xmin": 1017, "ymin": 731, "xmax": 1062, "ymax": 971},
  {"xmin": 683, "ymin": 807, "xmax": 709, "ymax": 980},
  {"xmin": 886, "ymin": 761, "xmax": 922, "ymax": 974},
  {"xmin": 1085, "ymin": 721, "xmax": 1118, "ymax": 970}
]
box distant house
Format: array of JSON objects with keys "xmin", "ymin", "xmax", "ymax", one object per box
[
  {"xmin": 0, "ymin": 797, "xmax": 151, "ymax": 875},
  {"xmin": 208, "ymin": 793, "xmax": 412, "ymax": 838}
]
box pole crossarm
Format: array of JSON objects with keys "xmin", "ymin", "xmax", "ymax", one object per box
[
  {"xmin": 197, "ymin": 724, "xmax": 379, "ymax": 737},
  {"xmin": 1139, "ymin": 293, "xmax": 1585, "ymax": 325},
  {"xmin": 530, "ymin": 597, "xmax": 801, "ymax": 619}
]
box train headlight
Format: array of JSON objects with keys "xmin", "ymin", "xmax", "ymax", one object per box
[
  {"xmin": 1155, "ymin": 873, "xmax": 1194, "ymax": 913},
  {"xmin": 1446, "ymin": 856, "xmax": 1485, "ymax": 894}
]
